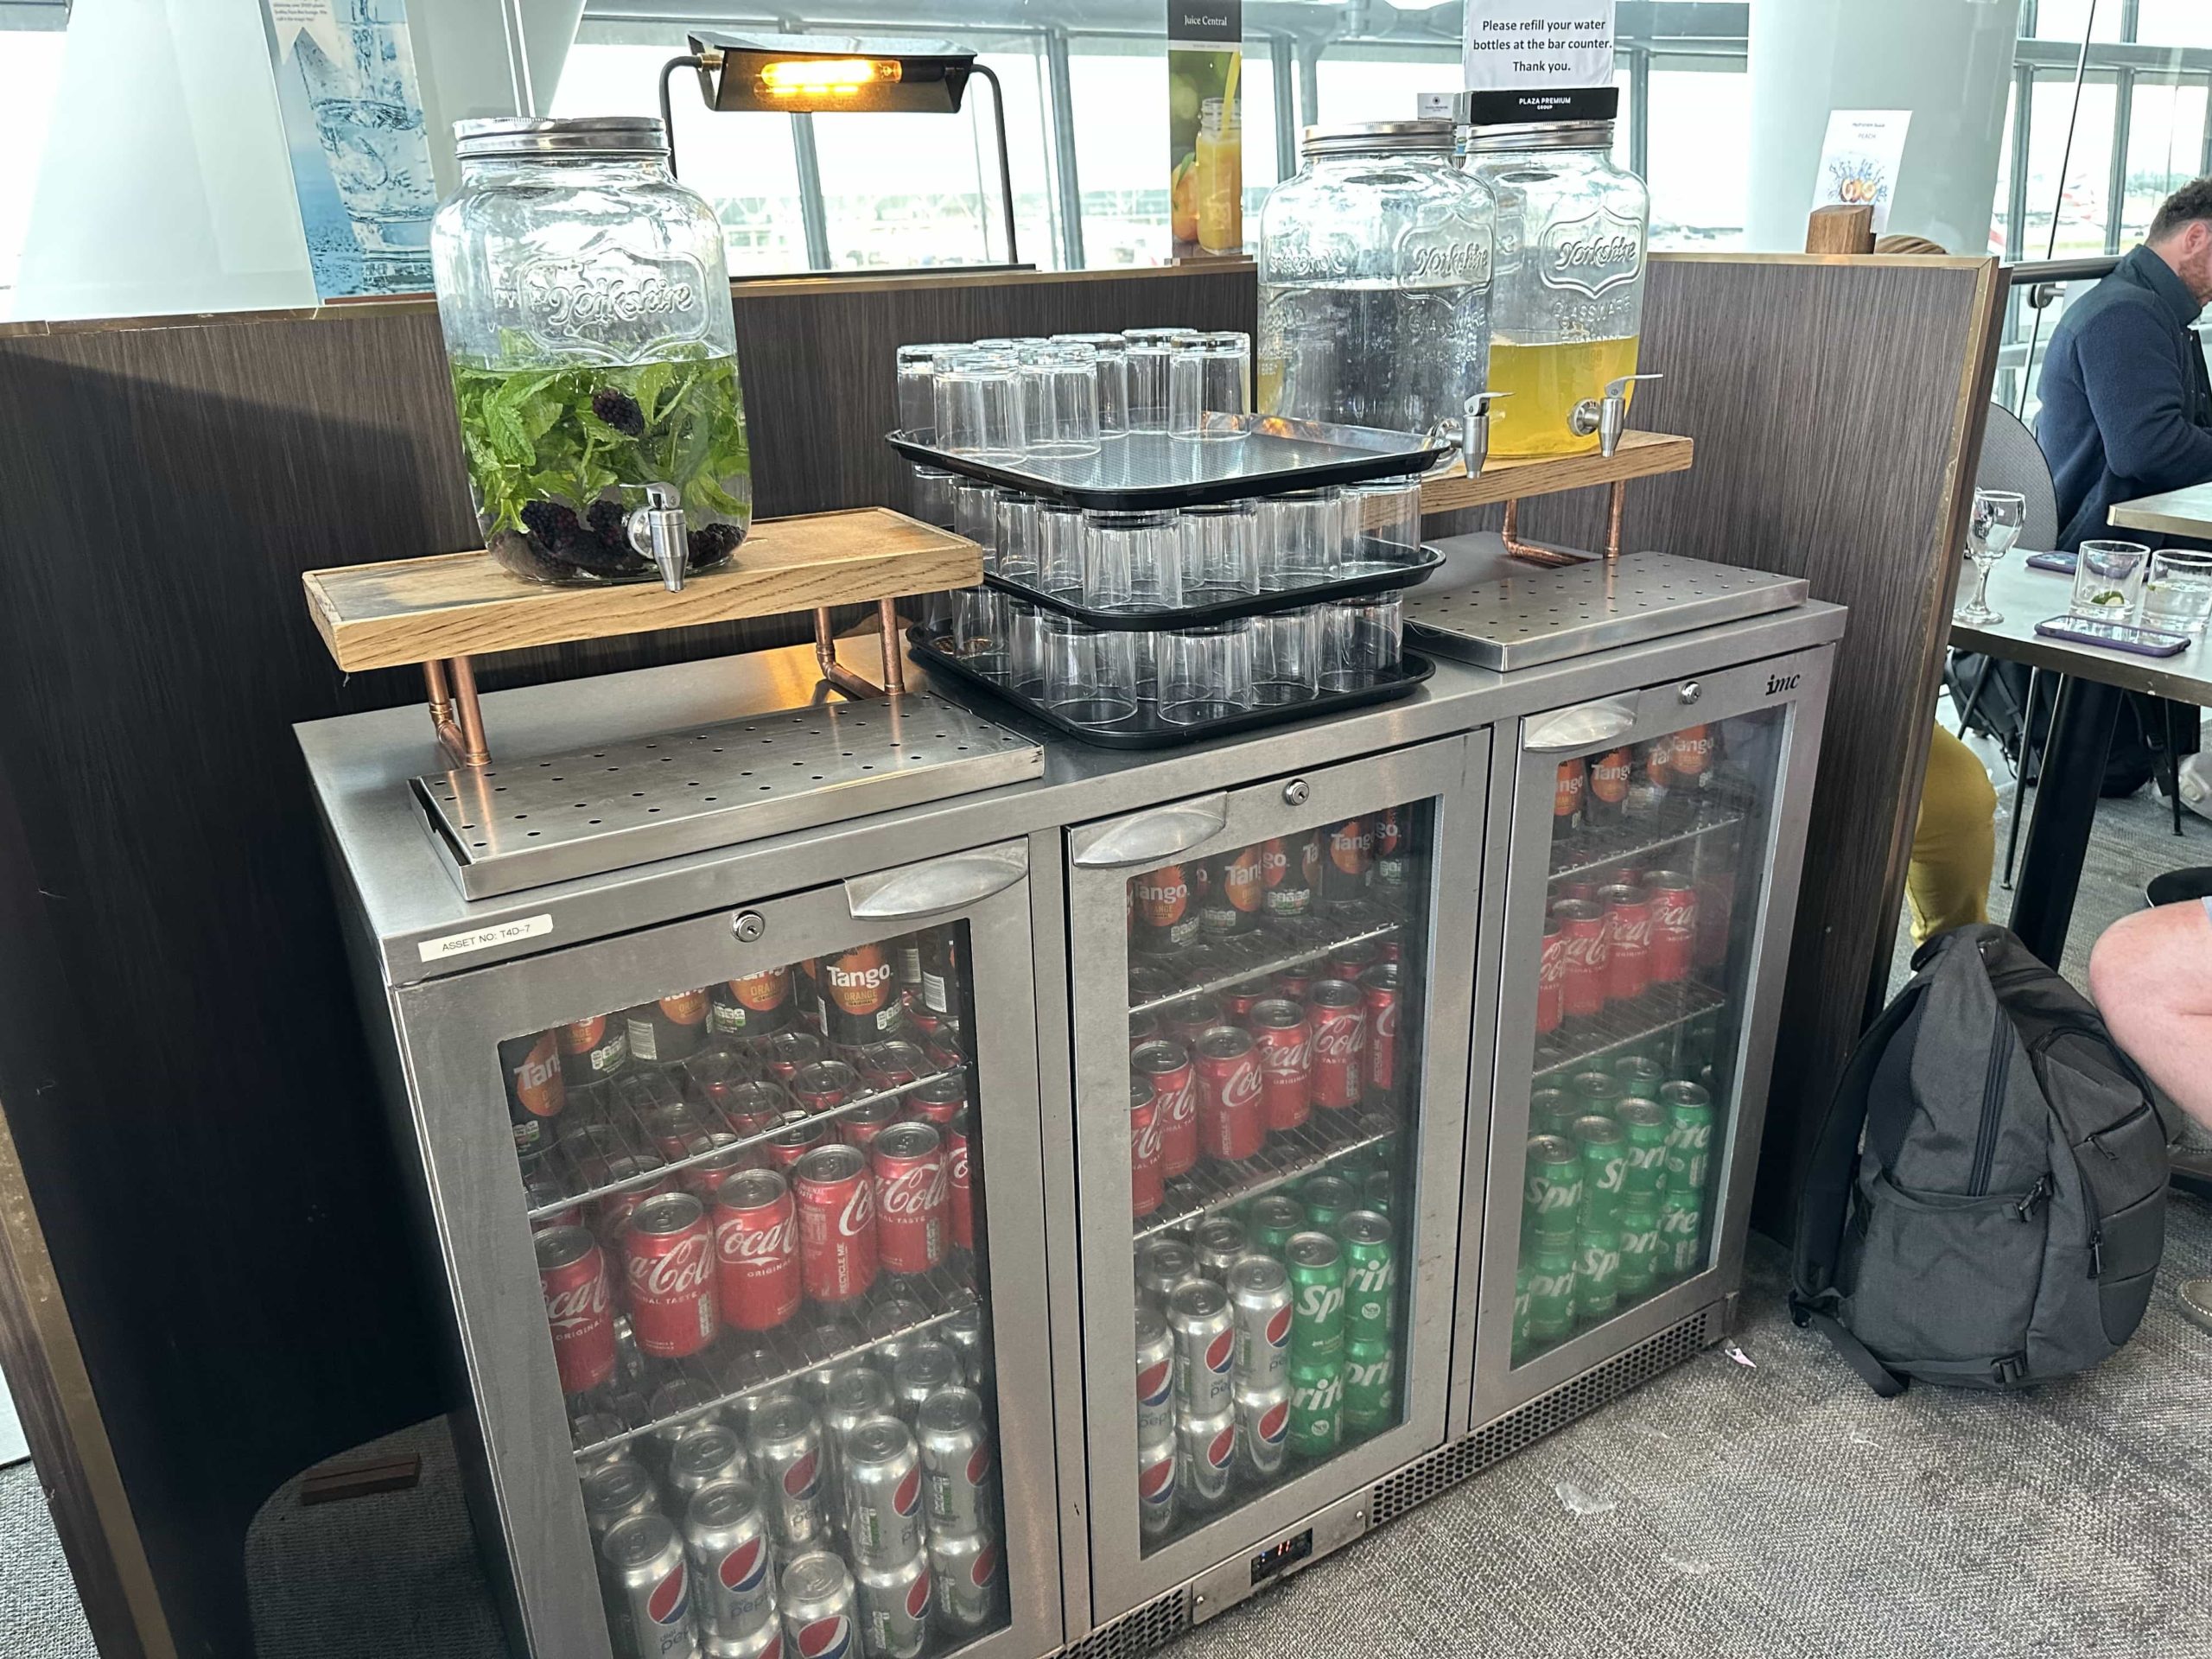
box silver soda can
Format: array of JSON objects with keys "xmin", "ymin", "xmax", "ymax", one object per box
[
  {"xmin": 747, "ymin": 1392, "xmax": 828, "ymax": 1551},
  {"xmin": 888, "ymin": 1342, "xmax": 963, "ymax": 1425},
  {"xmin": 842, "ymin": 1415, "xmax": 925, "ymax": 1567},
  {"xmin": 854, "ymin": 1549, "xmax": 933, "ymax": 1659},
  {"xmin": 864, "ymin": 1298, "xmax": 935, "ymax": 1367},
  {"xmin": 670, "ymin": 1425, "xmax": 751, "ymax": 1503},
  {"xmin": 684, "ymin": 1478, "xmax": 778, "ymax": 1640},
  {"xmin": 701, "ymin": 1622, "xmax": 782, "ymax": 1659},
  {"xmin": 1226, "ymin": 1255, "xmax": 1294, "ymax": 1395},
  {"xmin": 1134, "ymin": 1305, "xmax": 1176, "ymax": 1444},
  {"xmin": 1178, "ymin": 1405, "xmax": 1236, "ymax": 1509},
  {"xmin": 573, "ymin": 1413, "xmax": 633, "ymax": 1476},
  {"xmin": 1235, "ymin": 1383, "xmax": 1291, "ymax": 1481},
  {"xmin": 601, "ymin": 1512, "xmax": 698, "ymax": 1659},
  {"xmin": 779, "ymin": 1549, "xmax": 859, "ymax": 1659},
  {"xmin": 927, "ymin": 1527, "xmax": 1002, "ymax": 1635},
  {"xmin": 1192, "ymin": 1216, "xmax": 1250, "ymax": 1281},
  {"xmin": 1135, "ymin": 1237, "xmax": 1200, "ymax": 1304},
  {"xmin": 942, "ymin": 1304, "xmax": 990, "ymax": 1390},
  {"xmin": 1166, "ymin": 1278, "xmax": 1235, "ymax": 1417},
  {"xmin": 1136, "ymin": 1433, "xmax": 1178, "ymax": 1541},
  {"xmin": 582, "ymin": 1459, "xmax": 661, "ymax": 1540},
  {"xmin": 915, "ymin": 1385, "xmax": 995, "ymax": 1536},
  {"xmin": 821, "ymin": 1365, "xmax": 894, "ymax": 1523},
  {"xmin": 651, "ymin": 1379, "xmax": 726, "ymax": 1466}
]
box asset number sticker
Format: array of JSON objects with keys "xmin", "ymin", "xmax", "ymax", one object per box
[{"xmin": 418, "ymin": 913, "xmax": 555, "ymax": 963}]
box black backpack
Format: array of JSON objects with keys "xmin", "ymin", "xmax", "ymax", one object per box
[{"xmin": 1790, "ymin": 923, "xmax": 2171, "ymax": 1395}]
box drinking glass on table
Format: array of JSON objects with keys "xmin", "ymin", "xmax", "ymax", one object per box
[
  {"xmin": 2142, "ymin": 549, "xmax": 2212, "ymax": 635},
  {"xmin": 2072, "ymin": 540, "xmax": 2151, "ymax": 620},
  {"xmin": 1954, "ymin": 488, "xmax": 2025, "ymax": 626}
]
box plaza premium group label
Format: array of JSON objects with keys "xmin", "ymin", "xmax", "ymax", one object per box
[{"xmin": 1462, "ymin": 0, "xmax": 1618, "ymax": 127}]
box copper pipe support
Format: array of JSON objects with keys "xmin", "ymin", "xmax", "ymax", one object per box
[
  {"xmin": 1605, "ymin": 480, "xmax": 1627, "ymax": 562},
  {"xmin": 423, "ymin": 658, "xmax": 486, "ymax": 768},
  {"xmin": 876, "ymin": 599, "xmax": 906, "ymax": 695},
  {"xmin": 814, "ymin": 607, "xmax": 885, "ymax": 701},
  {"xmin": 1499, "ymin": 497, "xmax": 1581, "ymax": 569},
  {"xmin": 445, "ymin": 656, "xmax": 492, "ymax": 767}
]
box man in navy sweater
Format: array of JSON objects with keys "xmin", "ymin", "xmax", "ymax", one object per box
[{"xmin": 2037, "ymin": 179, "xmax": 2212, "ymax": 550}]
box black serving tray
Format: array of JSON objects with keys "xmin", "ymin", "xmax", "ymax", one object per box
[
  {"xmin": 909, "ymin": 629, "xmax": 1437, "ymax": 750},
  {"xmin": 982, "ymin": 544, "xmax": 1446, "ymax": 631},
  {"xmin": 887, "ymin": 417, "xmax": 1453, "ymax": 511}
]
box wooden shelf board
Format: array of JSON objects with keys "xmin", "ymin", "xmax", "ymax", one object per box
[
  {"xmin": 302, "ymin": 508, "xmax": 978, "ymax": 673},
  {"xmin": 1419, "ymin": 430, "xmax": 1694, "ymax": 517}
]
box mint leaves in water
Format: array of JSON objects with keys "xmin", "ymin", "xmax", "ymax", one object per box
[{"xmin": 449, "ymin": 351, "xmax": 753, "ymax": 583}]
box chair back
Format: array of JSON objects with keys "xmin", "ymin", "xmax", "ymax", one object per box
[{"xmin": 1975, "ymin": 402, "xmax": 2062, "ymax": 550}]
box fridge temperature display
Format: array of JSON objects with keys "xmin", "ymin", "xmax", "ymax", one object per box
[{"xmin": 1249, "ymin": 1528, "xmax": 1315, "ymax": 1586}]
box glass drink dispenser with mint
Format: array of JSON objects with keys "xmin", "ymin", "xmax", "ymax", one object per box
[{"xmin": 430, "ymin": 116, "xmax": 751, "ymax": 588}]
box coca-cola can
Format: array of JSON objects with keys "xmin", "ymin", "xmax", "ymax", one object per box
[
  {"xmin": 537, "ymin": 1225, "xmax": 617, "ymax": 1395},
  {"xmin": 1130, "ymin": 1078, "xmax": 1164, "ymax": 1219},
  {"xmin": 1599, "ymin": 883, "xmax": 1652, "ymax": 1003},
  {"xmin": 645, "ymin": 1100, "xmax": 713, "ymax": 1164},
  {"xmin": 921, "ymin": 1019, "xmax": 967, "ymax": 1075},
  {"xmin": 684, "ymin": 1478, "xmax": 778, "ymax": 1640},
  {"xmin": 903, "ymin": 1074, "xmax": 967, "ymax": 1127},
  {"xmin": 763, "ymin": 1112, "xmax": 829, "ymax": 1171},
  {"xmin": 871, "ymin": 1122, "xmax": 949, "ymax": 1276},
  {"xmin": 1272, "ymin": 968, "xmax": 1314, "ymax": 1001},
  {"xmin": 1165, "ymin": 995, "xmax": 1225, "ymax": 1051},
  {"xmin": 838, "ymin": 1096, "xmax": 900, "ymax": 1152},
  {"xmin": 764, "ymin": 1028, "xmax": 827, "ymax": 1084},
  {"xmin": 791, "ymin": 1060, "xmax": 860, "ymax": 1119},
  {"xmin": 1132, "ymin": 1040, "xmax": 1198, "ymax": 1179},
  {"xmin": 1192, "ymin": 1026, "xmax": 1265, "ymax": 1163},
  {"xmin": 1219, "ymin": 977, "xmax": 1273, "ymax": 1021},
  {"xmin": 748, "ymin": 1392, "xmax": 829, "ymax": 1550},
  {"xmin": 1329, "ymin": 939, "xmax": 1382, "ymax": 982},
  {"xmin": 525, "ymin": 1174, "xmax": 582, "ymax": 1234},
  {"xmin": 716, "ymin": 1079, "xmax": 792, "ymax": 1139},
  {"xmin": 1306, "ymin": 979, "xmax": 1367, "ymax": 1110},
  {"xmin": 595, "ymin": 1160, "xmax": 678, "ymax": 1243},
  {"xmin": 858, "ymin": 1040, "xmax": 929, "ymax": 1092},
  {"xmin": 1645, "ymin": 870, "xmax": 1699, "ymax": 984},
  {"xmin": 1552, "ymin": 899, "xmax": 1610, "ymax": 1020},
  {"xmin": 843, "ymin": 1417, "xmax": 925, "ymax": 1567},
  {"xmin": 854, "ymin": 1549, "xmax": 933, "ymax": 1659},
  {"xmin": 1359, "ymin": 963, "xmax": 1402, "ymax": 1103},
  {"xmin": 1536, "ymin": 915, "xmax": 1565, "ymax": 1035},
  {"xmin": 927, "ymin": 1527, "xmax": 1001, "ymax": 1636},
  {"xmin": 623, "ymin": 1192, "xmax": 720, "ymax": 1360},
  {"xmin": 942, "ymin": 1109, "xmax": 976, "ymax": 1253},
  {"xmin": 680, "ymin": 1135, "xmax": 752, "ymax": 1201},
  {"xmin": 1247, "ymin": 999, "xmax": 1312, "ymax": 1131},
  {"xmin": 917, "ymin": 1385, "xmax": 995, "ymax": 1536},
  {"xmin": 794, "ymin": 1144, "xmax": 878, "ymax": 1305},
  {"xmin": 713, "ymin": 1167, "xmax": 803, "ymax": 1332}
]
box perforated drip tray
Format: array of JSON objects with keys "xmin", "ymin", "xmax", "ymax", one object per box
[
  {"xmin": 414, "ymin": 693, "xmax": 1043, "ymax": 899},
  {"xmin": 1405, "ymin": 550, "xmax": 1808, "ymax": 671}
]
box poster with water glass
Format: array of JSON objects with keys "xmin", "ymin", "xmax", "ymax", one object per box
[{"xmin": 262, "ymin": 0, "xmax": 438, "ymax": 298}]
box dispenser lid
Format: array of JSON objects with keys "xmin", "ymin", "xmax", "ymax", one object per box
[
  {"xmin": 454, "ymin": 116, "xmax": 669, "ymax": 159},
  {"xmin": 1300, "ymin": 119, "xmax": 1459, "ymax": 159}
]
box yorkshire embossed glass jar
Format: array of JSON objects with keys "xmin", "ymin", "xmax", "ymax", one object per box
[
  {"xmin": 1463, "ymin": 98, "xmax": 1649, "ymax": 459},
  {"xmin": 1255, "ymin": 121, "xmax": 1496, "ymax": 439},
  {"xmin": 431, "ymin": 116, "xmax": 751, "ymax": 587}
]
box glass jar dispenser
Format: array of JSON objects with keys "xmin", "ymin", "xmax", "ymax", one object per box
[
  {"xmin": 1256, "ymin": 121, "xmax": 1496, "ymax": 439},
  {"xmin": 1462, "ymin": 101, "xmax": 1650, "ymax": 460},
  {"xmin": 430, "ymin": 116, "xmax": 752, "ymax": 588}
]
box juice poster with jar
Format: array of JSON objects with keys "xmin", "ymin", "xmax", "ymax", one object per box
[{"xmin": 1167, "ymin": 2, "xmax": 1244, "ymax": 258}]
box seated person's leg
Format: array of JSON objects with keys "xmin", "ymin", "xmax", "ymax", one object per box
[
  {"xmin": 2088, "ymin": 899, "xmax": 2212, "ymax": 1136},
  {"xmin": 1906, "ymin": 724, "xmax": 1998, "ymax": 944}
]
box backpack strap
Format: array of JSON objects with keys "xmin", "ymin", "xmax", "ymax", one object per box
[{"xmin": 1794, "ymin": 1305, "xmax": 1908, "ymax": 1398}]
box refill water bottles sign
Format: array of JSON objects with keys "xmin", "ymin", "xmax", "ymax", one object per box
[
  {"xmin": 261, "ymin": 0, "xmax": 438, "ymax": 298},
  {"xmin": 1167, "ymin": 2, "xmax": 1244, "ymax": 258},
  {"xmin": 1462, "ymin": 0, "xmax": 1617, "ymax": 125},
  {"xmin": 1812, "ymin": 111, "xmax": 1913, "ymax": 234}
]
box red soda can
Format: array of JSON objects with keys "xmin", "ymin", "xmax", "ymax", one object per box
[
  {"xmin": 1599, "ymin": 883, "xmax": 1652, "ymax": 1002},
  {"xmin": 1646, "ymin": 870, "xmax": 1699, "ymax": 982},
  {"xmin": 712, "ymin": 1166, "xmax": 802, "ymax": 1332},
  {"xmin": 720, "ymin": 1078, "xmax": 791, "ymax": 1138},
  {"xmin": 1192, "ymin": 1027, "xmax": 1266, "ymax": 1162},
  {"xmin": 871, "ymin": 1121, "xmax": 949, "ymax": 1275},
  {"xmin": 840, "ymin": 1096, "xmax": 900, "ymax": 1151},
  {"xmin": 763, "ymin": 1111, "xmax": 828, "ymax": 1170},
  {"xmin": 1359, "ymin": 963, "xmax": 1401, "ymax": 1103},
  {"xmin": 679, "ymin": 1135, "xmax": 750, "ymax": 1200},
  {"xmin": 765, "ymin": 1028, "xmax": 826, "ymax": 1083},
  {"xmin": 1552, "ymin": 899, "xmax": 1610, "ymax": 1018},
  {"xmin": 906, "ymin": 1074, "xmax": 968, "ymax": 1127},
  {"xmin": 858, "ymin": 1040, "xmax": 928, "ymax": 1090},
  {"xmin": 943, "ymin": 1107, "xmax": 976, "ymax": 1251},
  {"xmin": 1129, "ymin": 1078, "xmax": 1164, "ymax": 1219},
  {"xmin": 1306, "ymin": 979, "xmax": 1366, "ymax": 1109},
  {"xmin": 1246, "ymin": 998, "xmax": 1312, "ymax": 1132},
  {"xmin": 791, "ymin": 1059, "xmax": 860, "ymax": 1118},
  {"xmin": 1329, "ymin": 939, "xmax": 1382, "ymax": 982},
  {"xmin": 1132, "ymin": 1040, "xmax": 1198, "ymax": 1178},
  {"xmin": 1128, "ymin": 1011, "xmax": 1163, "ymax": 1049},
  {"xmin": 537, "ymin": 1224, "xmax": 617, "ymax": 1395},
  {"xmin": 622, "ymin": 1192, "xmax": 719, "ymax": 1359},
  {"xmin": 1556, "ymin": 879, "xmax": 1601, "ymax": 906},
  {"xmin": 922, "ymin": 1019, "xmax": 968, "ymax": 1073},
  {"xmin": 1166, "ymin": 995, "xmax": 1225, "ymax": 1051},
  {"xmin": 1536, "ymin": 915, "xmax": 1566, "ymax": 1034},
  {"xmin": 595, "ymin": 1160, "xmax": 678, "ymax": 1243},
  {"xmin": 1271, "ymin": 968, "xmax": 1313, "ymax": 1001},
  {"xmin": 524, "ymin": 1176, "xmax": 582, "ymax": 1234},
  {"xmin": 645, "ymin": 1101, "xmax": 712, "ymax": 1164},
  {"xmin": 794, "ymin": 1143, "xmax": 878, "ymax": 1304},
  {"xmin": 1220, "ymin": 978, "xmax": 1272, "ymax": 1021}
]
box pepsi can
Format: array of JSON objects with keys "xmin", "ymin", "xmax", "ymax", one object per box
[
  {"xmin": 747, "ymin": 1393, "xmax": 828, "ymax": 1550},
  {"xmin": 916, "ymin": 1385, "xmax": 995, "ymax": 1536},
  {"xmin": 1134, "ymin": 1306, "xmax": 1175, "ymax": 1443},
  {"xmin": 670, "ymin": 1425, "xmax": 751, "ymax": 1503},
  {"xmin": 1192, "ymin": 1216, "xmax": 1249, "ymax": 1281},
  {"xmin": 821, "ymin": 1366, "xmax": 894, "ymax": 1528},
  {"xmin": 942, "ymin": 1303, "xmax": 990, "ymax": 1390},
  {"xmin": 854, "ymin": 1550, "xmax": 932, "ymax": 1659},
  {"xmin": 1166, "ymin": 1278, "xmax": 1235, "ymax": 1417},
  {"xmin": 602, "ymin": 1512, "xmax": 698, "ymax": 1659},
  {"xmin": 1235, "ymin": 1383, "xmax": 1291, "ymax": 1480},
  {"xmin": 779, "ymin": 1550, "xmax": 858, "ymax": 1659},
  {"xmin": 684, "ymin": 1479, "xmax": 777, "ymax": 1639},
  {"xmin": 842, "ymin": 1416, "xmax": 925, "ymax": 1566},
  {"xmin": 1136, "ymin": 1433, "xmax": 1178, "ymax": 1541},
  {"xmin": 582, "ymin": 1459, "xmax": 661, "ymax": 1540},
  {"xmin": 887, "ymin": 1342, "xmax": 963, "ymax": 1425},
  {"xmin": 926, "ymin": 1527, "xmax": 1002, "ymax": 1635},
  {"xmin": 863, "ymin": 1299, "xmax": 935, "ymax": 1367},
  {"xmin": 702, "ymin": 1624, "xmax": 784, "ymax": 1659},
  {"xmin": 1135, "ymin": 1237, "xmax": 1200, "ymax": 1305},
  {"xmin": 574, "ymin": 1413, "xmax": 634, "ymax": 1476},
  {"xmin": 652, "ymin": 1380, "xmax": 728, "ymax": 1466},
  {"xmin": 1225, "ymin": 1255, "xmax": 1294, "ymax": 1395},
  {"xmin": 1178, "ymin": 1405, "xmax": 1236, "ymax": 1508}
]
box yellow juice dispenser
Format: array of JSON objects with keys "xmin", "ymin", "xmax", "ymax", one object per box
[{"xmin": 1462, "ymin": 89, "xmax": 1649, "ymax": 460}]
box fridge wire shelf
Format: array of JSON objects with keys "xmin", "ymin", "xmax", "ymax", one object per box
[
  {"xmin": 981, "ymin": 546, "xmax": 1445, "ymax": 632},
  {"xmin": 1128, "ymin": 907, "xmax": 1407, "ymax": 1017},
  {"xmin": 1532, "ymin": 980, "xmax": 1728, "ymax": 1082},
  {"xmin": 1548, "ymin": 799, "xmax": 1750, "ymax": 885},
  {"xmin": 1134, "ymin": 1106, "xmax": 1401, "ymax": 1242}
]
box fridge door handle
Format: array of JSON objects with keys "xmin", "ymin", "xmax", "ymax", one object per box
[
  {"xmin": 1070, "ymin": 792, "xmax": 1231, "ymax": 868},
  {"xmin": 844, "ymin": 843, "xmax": 1030, "ymax": 920},
  {"xmin": 1525, "ymin": 699, "xmax": 1640, "ymax": 752}
]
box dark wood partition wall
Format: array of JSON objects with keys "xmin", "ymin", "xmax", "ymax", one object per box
[{"xmin": 0, "ymin": 264, "xmax": 1255, "ymax": 1659}]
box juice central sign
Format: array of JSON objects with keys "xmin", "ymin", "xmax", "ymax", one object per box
[{"xmin": 1167, "ymin": 1, "xmax": 1245, "ymax": 259}]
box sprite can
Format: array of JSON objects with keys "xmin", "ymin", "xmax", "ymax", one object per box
[
  {"xmin": 1571, "ymin": 1115, "xmax": 1628, "ymax": 1227},
  {"xmin": 1567, "ymin": 1071, "xmax": 1624, "ymax": 1121},
  {"xmin": 1523, "ymin": 1135, "xmax": 1583, "ymax": 1245},
  {"xmin": 1662, "ymin": 1082, "xmax": 1716, "ymax": 1197},
  {"xmin": 1300, "ymin": 1173, "xmax": 1360, "ymax": 1234},
  {"xmin": 1611, "ymin": 1055, "xmax": 1667, "ymax": 1102},
  {"xmin": 1285, "ymin": 1230, "xmax": 1347, "ymax": 1358},
  {"xmin": 1288, "ymin": 1356, "xmax": 1343, "ymax": 1459},
  {"xmin": 1341, "ymin": 1337, "xmax": 1394, "ymax": 1437},
  {"xmin": 1616, "ymin": 1206, "xmax": 1661, "ymax": 1297},
  {"xmin": 1245, "ymin": 1193, "xmax": 1306, "ymax": 1257},
  {"xmin": 1338, "ymin": 1210, "xmax": 1396, "ymax": 1344},
  {"xmin": 1511, "ymin": 1261, "xmax": 1534, "ymax": 1360},
  {"xmin": 1657, "ymin": 1188, "xmax": 1703, "ymax": 1277},
  {"xmin": 1360, "ymin": 1168, "xmax": 1393, "ymax": 1214},
  {"xmin": 1618, "ymin": 1097, "xmax": 1671, "ymax": 1200},
  {"xmin": 1575, "ymin": 1227, "xmax": 1621, "ymax": 1324},
  {"xmin": 1528, "ymin": 1088, "xmax": 1580, "ymax": 1141},
  {"xmin": 1523, "ymin": 1242, "xmax": 1576, "ymax": 1343}
]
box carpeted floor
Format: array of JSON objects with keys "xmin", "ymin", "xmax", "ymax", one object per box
[{"xmin": 0, "ymin": 1457, "xmax": 98, "ymax": 1659}]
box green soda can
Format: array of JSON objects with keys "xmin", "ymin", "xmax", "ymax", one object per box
[
  {"xmin": 1245, "ymin": 1193, "xmax": 1306, "ymax": 1257},
  {"xmin": 1618, "ymin": 1096, "xmax": 1671, "ymax": 1199},
  {"xmin": 1360, "ymin": 1168, "xmax": 1394, "ymax": 1215},
  {"xmin": 1524, "ymin": 1242, "xmax": 1577, "ymax": 1343},
  {"xmin": 1662, "ymin": 1081, "xmax": 1716, "ymax": 1197},
  {"xmin": 1568, "ymin": 1071, "xmax": 1625, "ymax": 1121},
  {"xmin": 1511, "ymin": 1261, "xmax": 1535, "ymax": 1360},
  {"xmin": 1286, "ymin": 1230, "xmax": 1347, "ymax": 1358},
  {"xmin": 1523, "ymin": 1135, "xmax": 1584, "ymax": 1245},
  {"xmin": 1612, "ymin": 1055, "xmax": 1667, "ymax": 1102},
  {"xmin": 1616, "ymin": 1206, "xmax": 1661, "ymax": 1296},
  {"xmin": 1341, "ymin": 1337, "xmax": 1395, "ymax": 1436},
  {"xmin": 1338, "ymin": 1210, "xmax": 1397, "ymax": 1344},
  {"xmin": 1288, "ymin": 1356, "xmax": 1344, "ymax": 1459},
  {"xmin": 1657, "ymin": 1189, "xmax": 1704, "ymax": 1277},
  {"xmin": 1571, "ymin": 1114, "xmax": 1628, "ymax": 1226},
  {"xmin": 1300, "ymin": 1173, "xmax": 1360, "ymax": 1235},
  {"xmin": 1528, "ymin": 1087, "xmax": 1580, "ymax": 1141},
  {"xmin": 1575, "ymin": 1227, "xmax": 1621, "ymax": 1324}
]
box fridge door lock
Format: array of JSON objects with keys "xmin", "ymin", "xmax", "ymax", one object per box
[
  {"xmin": 1071, "ymin": 792, "xmax": 1232, "ymax": 868},
  {"xmin": 844, "ymin": 842, "xmax": 1029, "ymax": 920},
  {"xmin": 1282, "ymin": 779, "xmax": 1311, "ymax": 807},
  {"xmin": 731, "ymin": 910, "xmax": 766, "ymax": 942},
  {"xmin": 1680, "ymin": 681, "xmax": 1703, "ymax": 705},
  {"xmin": 1524, "ymin": 700, "xmax": 1638, "ymax": 752}
]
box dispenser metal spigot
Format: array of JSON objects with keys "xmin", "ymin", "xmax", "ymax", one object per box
[
  {"xmin": 1433, "ymin": 391, "xmax": 1509, "ymax": 479},
  {"xmin": 628, "ymin": 482, "xmax": 689, "ymax": 592},
  {"xmin": 1570, "ymin": 372, "xmax": 1665, "ymax": 459}
]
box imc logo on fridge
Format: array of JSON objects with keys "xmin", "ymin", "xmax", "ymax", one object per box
[{"xmin": 1766, "ymin": 672, "xmax": 1801, "ymax": 696}]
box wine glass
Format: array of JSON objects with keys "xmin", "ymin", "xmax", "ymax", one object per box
[{"xmin": 1955, "ymin": 489, "xmax": 2026, "ymax": 626}]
